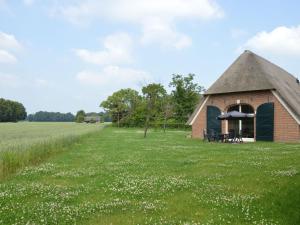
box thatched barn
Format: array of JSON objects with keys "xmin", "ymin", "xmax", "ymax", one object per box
[{"xmin": 187, "ymin": 50, "xmax": 300, "ymax": 142}]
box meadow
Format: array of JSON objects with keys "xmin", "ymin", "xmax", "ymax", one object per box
[
  {"xmin": 0, "ymin": 122, "xmax": 104, "ymax": 179},
  {"xmin": 0, "ymin": 125, "xmax": 299, "ymax": 224}
]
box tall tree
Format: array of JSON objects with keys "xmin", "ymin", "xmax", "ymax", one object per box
[
  {"xmin": 142, "ymin": 83, "xmax": 166, "ymax": 138},
  {"xmin": 75, "ymin": 110, "xmax": 85, "ymax": 123},
  {"xmin": 169, "ymin": 74, "xmax": 205, "ymax": 123},
  {"xmin": 100, "ymin": 88, "xmax": 140, "ymax": 127}
]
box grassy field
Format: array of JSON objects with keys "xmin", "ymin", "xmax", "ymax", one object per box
[
  {"xmin": 0, "ymin": 122, "xmax": 104, "ymax": 178},
  {"xmin": 0, "ymin": 126, "xmax": 299, "ymax": 224}
]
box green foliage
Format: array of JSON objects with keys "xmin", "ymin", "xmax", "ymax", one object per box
[
  {"xmin": 99, "ymin": 111, "xmax": 112, "ymax": 123},
  {"xmin": 100, "ymin": 75, "xmax": 204, "ymax": 130},
  {"xmin": 75, "ymin": 110, "xmax": 86, "ymax": 123},
  {"xmin": 0, "ymin": 98, "xmax": 27, "ymax": 122},
  {"xmin": 100, "ymin": 88, "xmax": 142, "ymax": 127},
  {"xmin": 169, "ymin": 74, "xmax": 205, "ymax": 122},
  {"xmin": 0, "ymin": 127, "xmax": 299, "ymax": 224},
  {"xmin": 27, "ymin": 111, "xmax": 75, "ymax": 122},
  {"xmin": 142, "ymin": 83, "xmax": 167, "ymax": 137}
]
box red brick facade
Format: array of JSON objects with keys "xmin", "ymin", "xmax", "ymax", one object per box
[{"xmin": 191, "ymin": 90, "xmax": 300, "ymax": 142}]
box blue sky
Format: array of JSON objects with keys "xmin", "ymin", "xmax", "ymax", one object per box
[{"xmin": 0, "ymin": 0, "xmax": 300, "ymax": 114}]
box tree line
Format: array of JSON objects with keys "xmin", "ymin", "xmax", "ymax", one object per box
[
  {"xmin": 0, "ymin": 98, "xmax": 27, "ymax": 122},
  {"xmin": 100, "ymin": 74, "xmax": 204, "ymax": 137},
  {"xmin": 27, "ymin": 111, "xmax": 75, "ymax": 122}
]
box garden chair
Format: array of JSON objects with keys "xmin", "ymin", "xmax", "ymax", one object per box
[
  {"xmin": 228, "ymin": 129, "xmax": 236, "ymax": 143},
  {"xmin": 208, "ymin": 129, "xmax": 218, "ymax": 142}
]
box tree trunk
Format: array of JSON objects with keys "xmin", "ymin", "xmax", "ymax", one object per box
[
  {"xmin": 144, "ymin": 114, "xmax": 150, "ymax": 138},
  {"xmin": 163, "ymin": 115, "xmax": 167, "ymax": 133},
  {"xmin": 117, "ymin": 112, "xmax": 120, "ymax": 128}
]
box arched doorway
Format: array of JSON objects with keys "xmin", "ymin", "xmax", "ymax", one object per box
[{"xmin": 227, "ymin": 104, "xmax": 254, "ymax": 138}]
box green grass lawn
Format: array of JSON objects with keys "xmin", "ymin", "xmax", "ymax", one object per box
[{"xmin": 0, "ymin": 126, "xmax": 299, "ymax": 224}]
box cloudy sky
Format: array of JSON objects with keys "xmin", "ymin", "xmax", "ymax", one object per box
[{"xmin": 0, "ymin": 0, "xmax": 300, "ymax": 114}]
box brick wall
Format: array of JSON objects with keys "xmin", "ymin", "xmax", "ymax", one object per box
[{"xmin": 191, "ymin": 90, "xmax": 300, "ymax": 142}]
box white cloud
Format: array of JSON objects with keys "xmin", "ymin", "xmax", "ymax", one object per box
[
  {"xmin": 59, "ymin": 0, "xmax": 223, "ymax": 24},
  {"xmin": 0, "ymin": 49, "xmax": 17, "ymax": 63},
  {"xmin": 0, "ymin": 31, "xmax": 22, "ymax": 50},
  {"xmin": 239, "ymin": 25, "xmax": 300, "ymax": 56},
  {"xmin": 56, "ymin": 0, "xmax": 223, "ymax": 49},
  {"xmin": 140, "ymin": 19, "xmax": 192, "ymax": 49},
  {"xmin": 0, "ymin": 31, "xmax": 22, "ymax": 63},
  {"xmin": 74, "ymin": 32, "xmax": 133, "ymax": 65},
  {"xmin": 76, "ymin": 66, "xmax": 152, "ymax": 89}
]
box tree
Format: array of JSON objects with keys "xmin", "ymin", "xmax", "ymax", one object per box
[
  {"xmin": 142, "ymin": 83, "xmax": 166, "ymax": 138},
  {"xmin": 99, "ymin": 111, "xmax": 112, "ymax": 122},
  {"xmin": 169, "ymin": 74, "xmax": 205, "ymax": 123},
  {"xmin": 0, "ymin": 98, "xmax": 27, "ymax": 122},
  {"xmin": 100, "ymin": 89, "xmax": 141, "ymax": 127},
  {"xmin": 75, "ymin": 110, "xmax": 85, "ymax": 123}
]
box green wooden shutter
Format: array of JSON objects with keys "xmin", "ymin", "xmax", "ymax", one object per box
[
  {"xmin": 207, "ymin": 106, "xmax": 221, "ymax": 134},
  {"xmin": 256, "ymin": 103, "xmax": 274, "ymax": 141}
]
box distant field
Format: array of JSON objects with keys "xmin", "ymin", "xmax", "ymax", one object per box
[
  {"xmin": 0, "ymin": 127, "xmax": 299, "ymax": 224},
  {"xmin": 0, "ymin": 122, "xmax": 104, "ymax": 178},
  {"xmin": 0, "ymin": 122, "xmax": 103, "ymax": 152}
]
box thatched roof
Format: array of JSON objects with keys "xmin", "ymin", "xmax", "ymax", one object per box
[{"xmin": 188, "ymin": 50, "xmax": 300, "ymax": 124}]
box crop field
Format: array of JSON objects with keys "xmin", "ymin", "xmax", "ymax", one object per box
[
  {"xmin": 0, "ymin": 122, "xmax": 104, "ymax": 152},
  {"xmin": 0, "ymin": 126, "xmax": 300, "ymax": 225},
  {"xmin": 0, "ymin": 122, "xmax": 104, "ymax": 178}
]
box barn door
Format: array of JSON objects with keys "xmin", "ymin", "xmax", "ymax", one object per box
[
  {"xmin": 256, "ymin": 103, "xmax": 274, "ymax": 141},
  {"xmin": 207, "ymin": 106, "xmax": 221, "ymax": 134}
]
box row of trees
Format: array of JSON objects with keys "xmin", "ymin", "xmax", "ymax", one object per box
[
  {"xmin": 100, "ymin": 74, "xmax": 204, "ymax": 137},
  {"xmin": 0, "ymin": 98, "xmax": 27, "ymax": 122},
  {"xmin": 27, "ymin": 111, "xmax": 75, "ymax": 122}
]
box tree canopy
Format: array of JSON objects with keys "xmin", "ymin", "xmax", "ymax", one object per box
[
  {"xmin": 100, "ymin": 88, "xmax": 141, "ymax": 127},
  {"xmin": 169, "ymin": 74, "xmax": 205, "ymax": 122},
  {"xmin": 100, "ymin": 74, "xmax": 204, "ymax": 133},
  {"xmin": 75, "ymin": 110, "xmax": 86, "ymax": 123},
  {"xmin": 142, "ymin": 83, "xmax": 167, "ymax": 137},
  {"xmin": 0, "ymin": 98, "xmax": 27, "ymax": 122}
]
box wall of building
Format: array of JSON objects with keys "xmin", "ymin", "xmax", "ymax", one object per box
[{"xmin": 191, "ymin": 90, "xmax": 300, "ymax": 142}]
